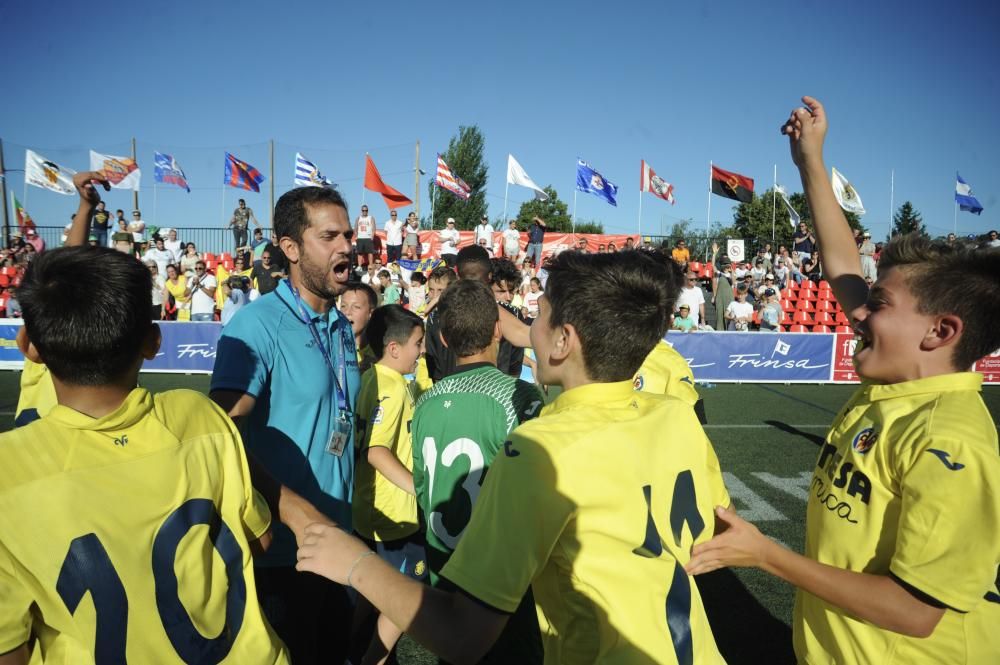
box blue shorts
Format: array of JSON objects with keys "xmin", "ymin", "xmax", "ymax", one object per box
[{"xmin": 361, "ymin": 532, "xmax": 429, "ymax": 581}]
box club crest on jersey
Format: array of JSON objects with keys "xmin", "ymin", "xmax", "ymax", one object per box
[
  {"xmin": 852, "ymin": 427, "xmax": 877, "ymax": 454},
  {"xmin": 372, "ymin": 406, "xmax": 384, "ymax": 425},
  {"xmin": 633, "ymin": 374, "xmax": 644, "ymax": 390},
  {"xmin": 414, "ymin": 560, "xmax": 426, "ymax": 577}
]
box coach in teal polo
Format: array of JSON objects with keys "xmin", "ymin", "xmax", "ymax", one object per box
[{"xmin": 210, "ymin": 186, "xmax": 360, "ymax": 665}]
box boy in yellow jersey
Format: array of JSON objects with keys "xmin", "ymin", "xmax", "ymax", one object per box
[
  {"xmin": 634, "ymin": 337, "xmax": 699, "ymax": 407},
  {"xmin": 340, "ymin": 282, "xmax": 378, "ymax": 373},
  {"xmin": 296, "ymin": 250, "xmax": 732, "ymax": 665},
  {"xmin": 352, "ymin": 304, "xmax": 427, "ymax": 665},
  {"xmin": 687, "ymin": 96, "xmax": 1000, "ymax": 664},
  {"xmin": 0, "ymin": 246, "xmax": 288, "ymax": 664}
]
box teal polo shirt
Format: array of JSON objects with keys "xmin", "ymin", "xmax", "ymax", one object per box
[{"xmin": 211, "ymin": 278, "xmax": 361, "ymax": 567}]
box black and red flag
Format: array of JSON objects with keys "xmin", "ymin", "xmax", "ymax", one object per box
[{"xmin": 711, "ymin": 165, "xmax": 754, "ymax": 203}]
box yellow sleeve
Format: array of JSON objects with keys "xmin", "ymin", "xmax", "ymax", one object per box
[
  {"xmin": 704, "ymin": 437, "xmax": 731, "ymax": 515},
  {"xmin": 220, "ymin": 404, "xmax": 272, "ymax": 541},
  {"xmin": 0, "ymin": 545, "xmax": 31, "ymax": 653},
  {"xmin": 441, "ymin": 431, "xmax": 573, "ymax": 612},
  {"xmin": 890, "ymin": 435, "xmax": 1000, "ymax": 611},
  {"xmin": 365, "ymin": 383, "xmax": 404, "ymax": 451}
]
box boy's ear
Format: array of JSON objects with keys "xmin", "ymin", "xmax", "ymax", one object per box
[
  {"xmin": 141, "ymin": 324, "xmax": 162, "ymax": 360},
  {"xmin": 923, "ymin": 314, "xmax": 963, "ymax": 354},
  {"xmin": 548, "ymin": 323, "xmax": 575, "ymax": 362},
  {"xmin": 16, "ymin": 327, "xmax": 42, "ymax": 364},
  {"xmin": 492, "ymin": 320, "xmax": 502, "ymax": 344}
]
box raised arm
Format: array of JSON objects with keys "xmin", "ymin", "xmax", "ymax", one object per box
[
  {"xmin": 67, "ymin": 171, "xmax": 111, "ymax": 247},
  {"xmin": 784, "ymin": 97, "xmax": 868, "ymax": 313}
]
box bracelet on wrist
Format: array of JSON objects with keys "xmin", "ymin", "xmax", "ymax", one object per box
[{"xmin": 347, "ymin": 550, "xmax": 377, "ymax": 588}]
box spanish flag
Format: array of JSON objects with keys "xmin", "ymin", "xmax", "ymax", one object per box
[{"xmin": 711, "ymin": 165, "xmax": 754, "ymax": 203}]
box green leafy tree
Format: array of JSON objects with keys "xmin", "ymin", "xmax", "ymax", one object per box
[
  {"xmin": 515, "ymin": 185, "xmax": 573, "ymax": 232},
  {"xmin": 891, "ymin": 201, "xmax": 927, "ymax": 238},
  {"xmin": 428, "ymin": 126, "xmax": 488, "ymax": 229},
  {"xmin": 573, "ymin": 220, "xmax": 604, "ymax": 234},
  {"xmin": 732, "ymin": 188, "xmax": 863, "ymax": 249}
]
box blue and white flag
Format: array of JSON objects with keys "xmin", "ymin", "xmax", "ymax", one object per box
[
  {"xmin": 153, "ymin": 152, "xmax": 190, "ymax": 192},
  {"xmin": 575, "ymin": 159, "xmax": 618, "ymax": 207},
  {"xmin": 955, "ymin": 172, "xmax": 983, "ymax": 215},
  {"xmin": 295, "ymin": 152, "xmax": 334, "ymax": 188}
]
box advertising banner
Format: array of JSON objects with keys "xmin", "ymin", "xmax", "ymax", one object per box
[{"xmin": 667, "ymin": 331, "xmax": 835, "ymax": 383}]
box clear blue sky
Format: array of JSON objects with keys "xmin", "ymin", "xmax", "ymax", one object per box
[{"xmin": 2, "ymin": 0, "xmax": 997, "ymax": 240}]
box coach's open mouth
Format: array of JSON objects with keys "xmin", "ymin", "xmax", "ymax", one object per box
[{"xmin": 333, "ymin": 258, "xmax": 351, "ymax": 282}]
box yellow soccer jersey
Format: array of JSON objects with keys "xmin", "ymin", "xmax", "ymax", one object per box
[
  {"xmin": 0, "ymin": 388, "xmax": 288, "ymax": 664},
  {"xmin": 633, "ymin": 339, "xmax": 699, "ymax": 406},
  {"xmin": 413, "ymin": 355, "xmax": 433, "ymax": 399},
  {"xmin": 795, "ymin": 373, "xmax": 1000, "ymax": 664},
  {"xmin": 353, "ymin": 363, "xmax": 419, "ymax": 542},
  {"xmin": 442, "ymin": 381, "xmax": 730, "ymax": 665},
  {"xmin": 357, "ymin": 343, "xmax": 377, "ymax": 375},
  {"xmin": 14, "ymin": 358, "xmax": 57, "ymax": 427}
]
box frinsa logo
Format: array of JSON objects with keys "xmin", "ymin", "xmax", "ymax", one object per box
[{"xmin": 724, "ymin": 339, "xmax": 829, "ymax": 371}]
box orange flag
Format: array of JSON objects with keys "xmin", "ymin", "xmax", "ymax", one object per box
[{"xmin": 364, "ymin": 155, "xmax": 413, "ymax": 209}]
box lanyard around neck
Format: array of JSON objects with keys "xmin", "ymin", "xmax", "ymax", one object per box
[{"xmin": 290, "ymin": 285, "xmax": 350, "ymax": 414}]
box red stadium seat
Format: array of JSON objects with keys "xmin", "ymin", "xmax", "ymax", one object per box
[
  {"xmin": 780, "ymin": 288, "xmax": 797, "ymax": 300},
  {"xmin": 0, "ymin": 275, "xmax": 8, "ymax": 288},
  {"xmin": 818, "ymin": 280, "xmax": 831, "ymax": 290},
  {"xmin": 795, "ymin": 299, "xmax": 814, "ymax": 311},
  {"xmin": 689, "ymin": 261, "xmax": 702, "ymax": 273},
  {"xmin": 835, "ymin": 325, "xmax": 854, "ymax": 334},
  {"xmin": 814, "ymin": 312, "xmax": 834, "ymax": 325},
  {"xmin": 780, "ymin": 299, "xmax": 796, "ymax": 312},
  {"xmin": 813, "ymin": 325, "xmax": 832, "ymax": 333},
  {"xmin": 219, "ymin": 252, "xmax": 233, "ymax": 262},
  {"xmin": 202, "ymin": 252, "xmax": 216, "ymax": 263},
  {"xmin": 789, "ymin": 324, "xmax": 809, "ymax": 333},
  {"xmin": 204, "ymin": 259, "xmax": 218, "ymax": 271},
  {"xmin": 815, "ymin": 300, "xmax": 834, "ymax": 313},
  {"xmin": 222, "ymin": 259, "xmax": 235, "ymax": 271},
  {"xmin": 0, "ymin": 267, "xmax": 16, "ymax": 277},
  {"xmin": 835, "ymin": 311, "xmax": 850, "ymax": 325},
  {"xmin": 802, "ymin": 279, "xmax": 817, "ymax": 290},
  {"xmin": 793, "ymin": 310, "xmax": 813, "ymax": 324},
  {"xmin": 10, "ymin": 275, "xmax": 21, "ymax": 287},
  {"xmin": 699, "ymin": 264, "xmax": 715, "ymax": 279},
  {"xmin": 752, "ymin": 311, "xmax": 762, "ymax": 325},
  {"xmin": 798, "ymin": 289, "xmax": 817, "ymax": 301},
  {"xmin": 816, "ymin": 289, "xmax": 834, "ymax": 301}
]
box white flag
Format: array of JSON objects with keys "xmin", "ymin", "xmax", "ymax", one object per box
[
  {"xmin": 506, "ymin": 154, "xmax": 548, "ymax": 200},
  {"xmin": 295, "ymin": 152, "xmax": 333, "ymax": 188},
  {"xmin": 25, "ymin": 149, "xmax": 76, "ymax": 195},
  {"xmin": 774, "ymin": 184, "xmax": 800, "ymax": 227},
  {"xmin": 90, "ymin": 151, "xmax": 141, "ymax": 191},
  {"xmin": 831, "ymin": 167, "xmax": 865, "ymax": 215}
]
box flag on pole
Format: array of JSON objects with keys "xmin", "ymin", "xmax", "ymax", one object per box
[
  {"xmin": 363, "ymin": 155, "xmax": 413, "ymax": 209},
  {"xmin": 710, "ymin": 165, "xmax": 754, "ymax": 203},
  {"xmin": 955, "ymin": 173, "xmax": 984, "ymax": 215},
  {"xmin": 295, "ymin": 153, "xmax": 333, "ymax": 188},
  {"xmin": 25, "ymin": 149, "xmax": 76, "ymax": 195},
  {"xmin": 11, "ymin": 193, "xmax": 35, "ymax": 234},
  {"xmin": 640, "ymin": 160, "xmax": 675, "ymax": 204},
  {"xmin": 774, "ymin": 184, "xmax": 800, "ymax": 227},
  {"xmin": 224, "ymin": 152, "xmax": 266, "ymax": 192},
  {"xmin": 830, "ymin": 167, "xmax": 865, "ymax": 215},
  {"xmin": 89, "ymin": 151, "xmax": 141, "ymax": 191},
  {"xmin": 575, "ymin": 159, "xmax": 618, "ymax": 207},
  {"xmin": 435, "ymin": 155, "xmax": 471, "ymax": 200},
  {"xmin": 506, "ymin": 154, "xmax": 548, "ymax": 200},
  {"xmin": 153, "ymin": 152, "xmax": 190, "ymax": 192}
]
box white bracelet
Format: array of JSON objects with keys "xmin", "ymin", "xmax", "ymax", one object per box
[{"xmin": 347, "ymin": 550, "xmax": 377, "ymax": 588}]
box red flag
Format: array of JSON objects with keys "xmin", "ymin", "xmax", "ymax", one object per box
[
  {"xmin": 640, "ymin": 160, "xmax": 675, "ymax": 204},
  {"xmin": 363, "ymin": 155, "xmax": 413, "ymax": 209},
  {"xmin": 711, "ymin": 165, "xmax": 754, "ymax": 203}
]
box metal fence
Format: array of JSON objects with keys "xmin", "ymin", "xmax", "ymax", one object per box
[{"xmin": 12, "ymin": 226, "xmax": 275, "ymax": 256}]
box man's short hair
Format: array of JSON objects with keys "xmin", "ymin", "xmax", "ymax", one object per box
[
  {"xmin": 879, "ymin": 233, "xmax": 1000, "ymax": 370},
  {"xmin": 274, "ymin": 186, "xmax": 349, "ymax": 245},
  {"xmin": 19, "ymin": 247, "xmax": 153, "ymax": 385},
  {"xmin": 343, "ymin": 282, "xmax": 378, "ymax": 309},
  {"xmin": 438, "ymin": 280, "xmax": 499, "ymax": 358},
  {"xmin": 428, "ymin": 265, "xmax": 457, "ymax": 288},
  {"xmin": 377, "ymin": 269, "xmax": 392, "ymax": 280},
  {"xmin": 367, "ymin": 305, "xmax": 423, "ymax": 359},
  {"xmin": 489, "ymin": 258, "xmax": 520, "ymax": 290},
  {"xmin": 541, "ymin": 250, "xmax": 682, "ymax": 382},
  {"xmin": 457, "ymin": 245, "xmax": 491, "ymax": 282}
]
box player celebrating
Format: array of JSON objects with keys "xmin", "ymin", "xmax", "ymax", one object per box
[
  {"xmin": 296, "ymin": 250, "xmax": 731, "ymax": 664},
  {"xmin": 686, "ymin": 97, "xmax": 1000, "ymax": 664}
]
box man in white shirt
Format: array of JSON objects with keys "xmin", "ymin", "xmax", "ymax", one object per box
[
  {"xmin": 142, "ymin": 236, "xmax": 174, "ymax": 276},
  {"xmin": 438, "ymin": 218, "xmax": 460, "ymax": 267},
  {"xmin": 355, "ymin": 204, "xmax": 376, "ymax": 267},
  {"xmin": 188, "ymin": 260, "xmax": 218, "ymax": 322},
  {"xmin": 501, "ymin": 220, "xmax": 521, "ymax": 260},
  {"xmin": 474, "ymin": 215, "xmax": 494, "ymax": 249},
  {"xmin": 384, "ymin": 210, "xmax": 404, "ymax": 263},
  {"xmin": 725, "ymin": 283, "xmax": 754, "ymax": 331},
  {"xmin": 676, "ymin": 269, "xmax": 707, "ymax": 325},
  {"xmin": 128, "ymin": 209, "xmax": 146, "ymax": 255}
]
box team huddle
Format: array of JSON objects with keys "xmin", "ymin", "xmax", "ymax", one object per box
[{"xmin": 1, "ymin": 97, "xmax": 998, "ymax": 665}]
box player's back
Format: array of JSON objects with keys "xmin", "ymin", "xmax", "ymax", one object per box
[
  {"xmin": 0, "ymin": 388, "xmax": 288, "ymax": 664},
  {"xmin": 633, "ymin": 338, "xmax": 698, "ymax": 406}
]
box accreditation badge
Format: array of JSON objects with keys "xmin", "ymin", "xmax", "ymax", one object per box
[{"xmin": 326, "ymin": 410, "xmax": 352, "ymax": 457}]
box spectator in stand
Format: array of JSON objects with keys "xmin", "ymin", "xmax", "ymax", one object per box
[
  {"xmin": 113, "ymin": 208, "xmax": 127, "ymax": 237},
  {"xmin": 750, "ymin": 259, "xmax": 767, "ymax": 285},
  {"xmin": 403, "ymin": 212, "xmax": 421, "ymax": 259},
  {"xmin": 575, "ymin": 237, "xmax": 589, "ymax": 253},
  {"xmin": 710, "ymin": 248, "xmax": 735, "ymax": 331},
  {"xmin": 188, "ymin": 260, "xmax": 217, "ymax": 321},
  {"xmin": 859, "ymin": 231, "xmax": 877, "ymax": 282},
  {"xmin": 502, "ymin": 220, "xmax": 521, "ymax": 260},
  {"xmin": 90, "ymin": 200, "xmax": 111, "ymax": 247},
  {"xmin": 608, "ymin": 241, "xmax": 618, "ymax": 253},
  {"xmin": 759, "ymin": 288, "xmax": 782, "ymax": 332},
  {"xmin": 672, "ymin": 303, "xmax": 696, "ymax": 331},
  {"xmin": 221, "ymin": 275, "xmax": 258, "ymax": 326},
  {"xmin": 179, "ymin": 242, "xmax": 200, "ymax": 277},
  {"xmin": 525, "ymin": 216, "xmax": 546, "ymax": 266},
  {"xmin": 755, "ymin": 273, "xmax": 777, "ymax": 300},
  {"xmin": 384, "ymin": 210, "xmax": 404, "ymax": 263},
  {"xmin": 360, "ymin": 260, "xmax": 379, "ymax": 286},
  {"xmin": 522, "ymin": 277, "xmax": 543, "ymax": 320},
  {"xmin": 355, "ymin": 204, "xmax": 376, "ymax": 267},
  {"xmin": 793, "ymin": 221, "xmax": 816, "ymax": 260},
  {"xmin": 129, "ymin": 210, "xmax": 146, "ymax": 256},
  {"xmin": 491, "ymin": 258, "xmax": 528, "ymax": 377},
  {"xmin": 25, "ymin": 229, "xmax": 45, "ymax": 254},
  {"xmin": 162, "ymin": 263, "xmax": 189, "ymax": 320},
  {"xmin": 402, "ymin": 271, "xmax": 428, "ymax": 314},
  {"xmin": 379, "ymin": 269, "xmax": 400, "ymax": 305},
  {"xmin": 163, "ymin": 228, "xmax": 183, "ymax": 262},
  {"xmin": 773, "ymin": 257, "xmax": 789, "ymax": 288},
  {"xmin": 474, "ymin": 214, "xmax": 494, "ymax": 250},
  {"xmin": 726, "ymin": 282, "xmax": 753, "ymax": 331},
  {"xmin": 425, "ymin": 264, "xmax": 457, "ymax": 313},
  {"xmin": 755, "ymin": 246, "xmax": 773, "ymax": 272},
  {"xmin": 852, "ymin": 228, "xmax": 863, "ymax": 247},
  {"xmin": 439, "ymin": 218, "xmax": 460, "ymax": 267},
  {"xmin": 803, "ymin": 250, "xmax": 822, "ymax": 283},
  {"xmin": 676, "ymin": 269, "xmax": 707, "ymax": 326},
  {"xmin": 112, "ymin": 218, "xmax": 133, "ymax": 254},
  {"xmin": 597, "ymin": 243, "xmax": 606, "ymax": 253},
  {"xmin": 228, "ymin": 198, "xmax": 259, "ymax": 253},
  {"xmin": 742, "ymin": 274, "xmax": 758, "ymax": 306},
  {"xmin": 873, "ymin": 241, "xmax": 884, "ymax": 263},
  {"xmin": 251, "ymin": 249, "xmax": 284, "ymax": 295},
  {"xmin": 762, "ymin": 242, "xmax": 774, "ymax": 261},
  {"xmin": 142, "ymin": 235, "xmax": 174, "ymax": 275},
  {"xmin": 671, "ymin": 238, "xmax": 690, "ymax": 265},
  {"xmin": 946, "ymin": 232, "xmax": 957, "ymax": 246},
  {"xmin": 624, "ymin": 236, "xmax": 635, "ymax": 250},
  {"xmin": 986, "ymin": 230, "xmax": 1000, "ymax": 248},
  {"xmin": 250, "ymin": 227, "xmax": 269, "ymax": 260},
  {"xmin": 145, "ymin": 260, "xmax": 166, "ymax": 320}
]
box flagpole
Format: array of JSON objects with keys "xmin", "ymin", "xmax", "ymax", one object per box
[
  {"xmin": 771, "ymin": 164, "xmax": 777, "ymax": 243},
  {"xmin": 221, "ymin": 186, "xmax": 226, "ymax": 247},
  {"xmin": 705, "ymin": 161, "xmax": 713, "ymax": 244},
  {"xmin": 0, "ymin": 138, "xmax": 8, "ymax": 246},
  {"xmin": 269, "ymin": 139, "xmax": 275, "ymax": 228},
  {"xmin": 637, "ymin": 189, "xmax": 643, "ymax": 238},
  {"xmin": 153, "ymin": 185, "xmax": 158, "ymax": 227},
  {"xmin": 413, "ymin": 141, "xmax": 421, "ymax": 220},
  {"xmin": 361, "ymin": 152, "xmax": 367, "ymax": 207},
  {"xmin": 431, "ymin": 183, "xmax": 436, "ymax": 230},
  {"xmin": 572, "ymin": 189, "xmax": 577, "ymax": 236},
  {"xmin": 503, "ymin": 178, "xmax": 509, "ymax": 225},
  {"xmin": 889, "ymin": 169, "xmax": 895, "ymax": 240},
  {"xmin": 953, "ymin": 202, "xmax": 957, "ymax": 235},
  {"xmin": 131, "ymin": 137, "xmax": 139, "ymax": 213}
]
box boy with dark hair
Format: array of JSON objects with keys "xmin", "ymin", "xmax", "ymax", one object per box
[
  {"xmin": 2, "ymin": 246, "xmax": 288, "ymax": 663},
  {"xmin": 340, "ymin": 282, "xmax": 378, "ymax": 372},
  {"xmin": 686, "ymin": 96, "xmax": 1000, "ymax": 664},
  {"xmin": 296, "ymin": 251, "xmax": 732, "ymax": 664},
  {"xmin": 353, "ymin": 305, "xmax": 427, "ymax": 664},
  {"xmin": 490, "ymin": 257, "xmax": 528, "ymax": 378}
]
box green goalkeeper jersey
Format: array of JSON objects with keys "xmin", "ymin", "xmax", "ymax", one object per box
[{"xmin": 412, "ymin": 362, "xmax": 544, "ymax": 583}]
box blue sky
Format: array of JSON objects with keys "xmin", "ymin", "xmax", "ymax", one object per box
[{"xmin": 2, "ymin": 0, "xmax": 997, "ymax": 240}]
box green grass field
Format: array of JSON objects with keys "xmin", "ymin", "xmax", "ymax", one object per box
[{"xmin": 2, "ymin": 372, "xmax": 998, "ymax": 664}]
